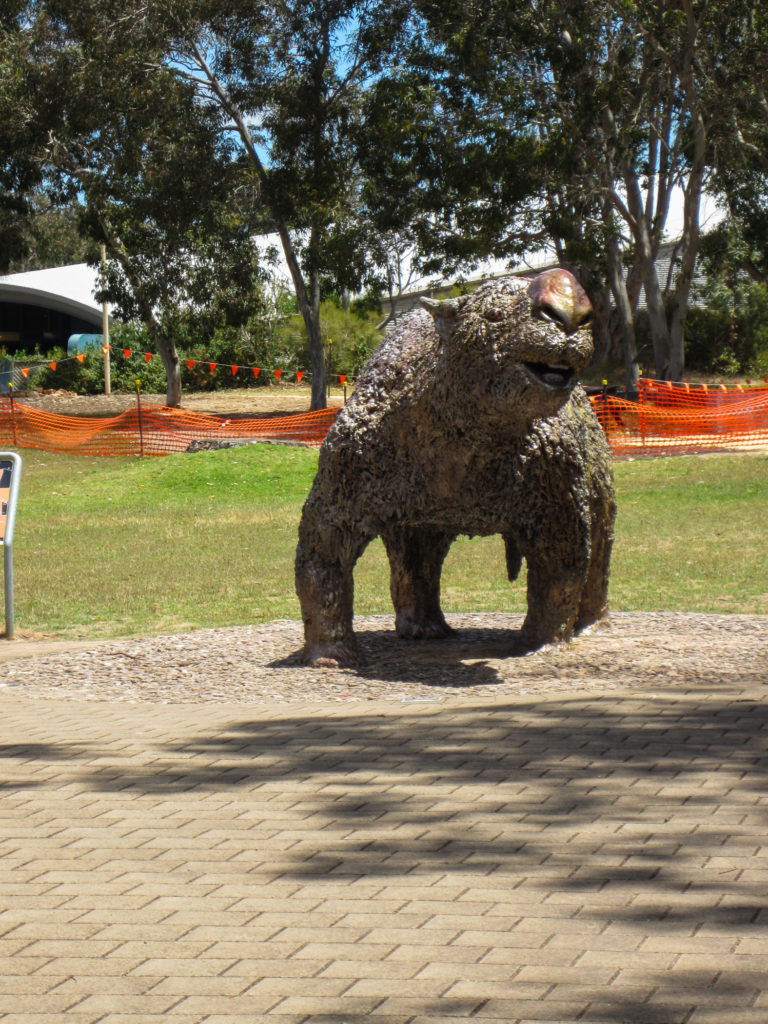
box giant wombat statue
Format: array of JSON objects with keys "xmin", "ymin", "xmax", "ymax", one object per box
[{"xmin": 296, "ymin": 269, "xmax": 616, "ymax": 668}]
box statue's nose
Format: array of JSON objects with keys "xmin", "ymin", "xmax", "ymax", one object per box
[{"xmin": 527, "ymin": 269, "xmax": 593, "ymax": 336}]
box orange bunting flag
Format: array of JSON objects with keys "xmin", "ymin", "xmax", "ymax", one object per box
[
  {"xmin": 252, "ymin": 367, "xmax": 261, "ymax": 379},
  {"xmin": 21, "ymin": 367, "xmax": 29, "ymax": 378},
  {"xmin": 76, "ymin": 354, "xmax": 85, "ymax": 364},
  {"xmin": 296, "ymin": 370, "xmax": 304, "ymax": 383},
  {"xmin": 231, "ymin": 365, "xmax": 239, "ymax": 376},
  {"xmin": 48, "ymin": 362, "xmax": 57, "ymax": 372},
  {"xmin": 209, "ymin": 362, "xmax": 217, "ymax": 373},
  {"xmin": 123, "ymin": 349, "xmax": 131, "ymax": 359},
  {"xmin": 145, "ymin": 352, "xmax": 152, "ymax": 363},
  {"xmin": 187, "ymin": 359, "xmax": 195, "ymax": 370},
  {"xmin": 274, "ymin": 369, "xmax": 282, "ymax": 382},
  {"xmin": 102, "ymin": 345, "xmax": 110, "ymax": 354},
  {"xmin": 339, "ymin": 374, "xmax": 347, "ymax": 386}
]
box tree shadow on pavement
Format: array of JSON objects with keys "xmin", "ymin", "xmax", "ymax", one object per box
[{"xmin": 3, "ymin": 688, "xmax": 768, "ymax": 1022}]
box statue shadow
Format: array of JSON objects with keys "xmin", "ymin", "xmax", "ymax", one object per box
[{"xmin": 271, "ymin": 617, "xmax": 529, "ymax": 689}]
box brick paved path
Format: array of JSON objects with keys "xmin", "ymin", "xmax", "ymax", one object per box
[{"xmin": 1, "ymin": 676, "xmax": 768, "ymax": 1023}]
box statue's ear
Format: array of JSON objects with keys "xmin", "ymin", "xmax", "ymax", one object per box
[{"xmin": 420, "ymin": 295, "xmax": 467, "ymax": 340}]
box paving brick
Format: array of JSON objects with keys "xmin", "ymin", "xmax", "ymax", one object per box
[
  {"xmin": 478, "ymin": 997, "xmax": 591, "ymax": 1019},
  {"xmin": 2, "ymin": 680, "xmax": 768, "ymax": 1024},
  {"xmin": 150, "ymin": 976, "xmax": 258, "ymax": 997},
  {"xmin": 0, "ymin": 1016, "xmax": 101, "ymax": 1024},
  {"xmin": 267, "ymin": 994, "xmax": 384, "ymax": 1015},
  {"xmin": 480, "ymin": 946, "xmax": 582, "ymax": 967},
  {"xmin": 0, "ymin": 994, "xmax": 90, "ymax": 1013},
  {"xmin": 452, "ymin": 929, "xmax": 551, "ymax": 949},
  {"xmin": 0, "ymin": 976, "xmax": 66, "ymax": 994}
]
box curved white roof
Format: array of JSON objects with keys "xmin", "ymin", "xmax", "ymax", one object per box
[{"xmin": 0, "ymin": 264, "xmax": 111, "ymax": 326}]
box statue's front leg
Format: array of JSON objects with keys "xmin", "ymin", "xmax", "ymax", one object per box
[
  {"xmin": 515, "ymin": 528, "xmax": 590, "ymax": 653},
  {"xmin": 295, "ymin": 502, "xmax": 371, "ymax": 668},
  {"xmin": 575, "ymin": 476, "xmax": 616, "ymax": 636}
]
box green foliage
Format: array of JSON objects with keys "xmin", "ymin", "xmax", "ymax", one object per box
[
  {"xmin": 10, "ymin": 447, "xmax": 768, "ymax": 640},
  {"xmin": 278, "ymin": 298, "xmax": 383, "ymax": 378},
  {"xmin": 12, "ymin": 299, "xmax": 384, "ymax": 395},
  {"xmin": 2, "ymin": 193, "xmax": 99, "ymax": 274},
  {"xmin": 684, "ymin": 283, "xmax": 768, "ymax": 375},
  {"xmin": 689, "ymin": 224, "xmax": 768, "ymax": 374}
]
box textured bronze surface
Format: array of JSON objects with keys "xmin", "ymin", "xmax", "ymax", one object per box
[{"xmin": 296, "ymin": 271, "xmax": 616, "ymax": 668}]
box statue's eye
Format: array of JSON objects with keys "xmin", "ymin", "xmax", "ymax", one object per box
[{"xmin": 485, "ymin": 307, "xmax": 504, "ymax": 322}]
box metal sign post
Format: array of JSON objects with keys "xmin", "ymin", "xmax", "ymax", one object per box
[{"xmin": 0, "ymin": 452, "xmax": 21, "ymax": 639}]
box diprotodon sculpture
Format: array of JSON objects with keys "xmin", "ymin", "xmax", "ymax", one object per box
[{"xmin": 296, "ymin": 269, "xmax": 616, "ymax": 668}]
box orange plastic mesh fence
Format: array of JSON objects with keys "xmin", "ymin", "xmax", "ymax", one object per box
[
  {"xmin": 0, "ymin": 399, "xmax": 339, "ymax": 456},
  {"xmin": 591, "ymin": 379, "xmax": 768, "ymax": 457},
  {"xmin": 1, "ymin": 379, "xmax": 767, "ymax": 458}
]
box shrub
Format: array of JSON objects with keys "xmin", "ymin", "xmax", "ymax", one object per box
[
  {"xmin": 685, "ymin": 280, "xmax": 768, "ymax": 375},
  {"xmin": 9, "ymin": 294, "xmax": 385, "ymax": 396}
]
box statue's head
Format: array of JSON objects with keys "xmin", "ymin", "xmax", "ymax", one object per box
[{"xmin": 420, "ymin": 269, "xmax": 594, "ymax": 414}]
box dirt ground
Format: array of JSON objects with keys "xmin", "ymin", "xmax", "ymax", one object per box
[{"xmin": 14, "ymin": 386, "xmax": 343, "ymax": 419}]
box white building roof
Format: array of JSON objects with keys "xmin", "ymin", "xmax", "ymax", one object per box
[{"xmin": 0, "ymin": 263, "xmax": 110, "ymax": 325}]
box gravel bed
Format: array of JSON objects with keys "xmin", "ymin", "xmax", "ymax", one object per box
[{"xmin": 1, "ymin": 612, "xmax": 766, "ymax": 704}]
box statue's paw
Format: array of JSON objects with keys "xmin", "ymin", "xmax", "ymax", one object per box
[
  {"xmin": 302, "ymin": 643, "xmax": 365, "ymax": 669},
  {"xmin": 509, "ymin": 630, "xmax": 570, "ymax": 657},
  {"xmin": 574, "ymin": 612, "xmax": 612, "ymax": 637},
  {"xmin": 395, "ymin": 612, "xmax": 454, "ymax": 640}
]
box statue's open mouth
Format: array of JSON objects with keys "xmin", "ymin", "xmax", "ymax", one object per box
[{"xmin": 523, "ymin": 361, "xmax": 576, "ymax": 392}]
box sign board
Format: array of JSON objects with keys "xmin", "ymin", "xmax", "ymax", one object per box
[
  {"xmin": 0, "ymin": 452, "xmax": 21, "ymax": 638},
  {"xmin": 0, "ymin": 458, "xmax": 17, "ymax": 544}
]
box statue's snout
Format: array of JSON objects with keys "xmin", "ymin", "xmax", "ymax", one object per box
[{"xmin": 528, "ymin": 269, "xmax": 593, "ymax": 336}]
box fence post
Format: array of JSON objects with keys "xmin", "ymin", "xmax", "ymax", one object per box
[
  {"xmin": 135, "ymin": 379, "xmax": 145, "ymax": 458},
  {"xmin": 8, "ymin": 381, "xmax": 16, "ymax": 447},
  {"xmin": 0, "ymin": 452, "xmax": 22, "ymax": 639}
]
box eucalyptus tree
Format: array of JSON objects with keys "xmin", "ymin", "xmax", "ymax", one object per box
[
  {"xmin": 4, "ymin": 1, "xmax": 267, "ymax": 405},
  {"xmin": 703, "ymin": 0, "xmax": 768, "ymax": 288},
  {"xmin": 366, "ymin": 0, "xmax": 765, "ymax": 386},
  {"xmin": 361, "ymin": 1, "xmax": 651, "ymax": 388},
  {"xmin": 0, "ymin": 7, "xmax": 47, "ymax": 273},
  {"xmin": 150, "ymin": 0, "xmax": 412, "ymax": 408}
]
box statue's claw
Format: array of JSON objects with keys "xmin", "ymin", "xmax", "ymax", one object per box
[{"xmin": 302, "ymin": 644, "xmax": 365, "ymax": 669}]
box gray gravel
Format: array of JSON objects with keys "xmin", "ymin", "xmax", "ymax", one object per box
[{"xmin": 1, "ymin": 612, "xmax": 766, "ymax": 704}]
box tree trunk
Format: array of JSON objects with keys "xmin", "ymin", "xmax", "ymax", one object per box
[
  {"xmin": 589, "ymin": 287, "xmax": 613, "ymax": 366},
  {"xmin": 155, "ymin": 337, "xmax": 182, "ymax": 407},
  {"xmin": 273, "ymin": 222, "xmax": 326, "ymax": 410},
  {"xmin": 668, "ymin": 120, "xmax": 706, "ymax": 381},
  {"xmin": 96, "ymin": 214, "xmax": 183, "ymax": 406},
  {"xmin": 622, "ymin": 164, "xmax": 672, "ymax": 378},
  {"xmin": 307, "ymin": 269, "xmax": 326, "ymax": 410},
  {"xmin": 605, "ymin": 233, "xmax": 639, "ymax": 393},
  {"xmin": 189, "ymin": 55, "xmax": 327, "ymax": 410}
]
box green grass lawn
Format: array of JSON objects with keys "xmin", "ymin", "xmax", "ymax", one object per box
[{"xmin": 6, "ymin": 446, "xmax": 768, "ymax": 640}]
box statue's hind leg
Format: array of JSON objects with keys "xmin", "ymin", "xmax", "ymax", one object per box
[
  {"xmin": 381, "ymin": 525, "xmax": 456, "ymax": 639},
  {"xmin": 575, "ymin": 447, "xmax": 616, "ymax": 635}
]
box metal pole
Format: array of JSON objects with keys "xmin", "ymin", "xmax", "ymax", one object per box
[
  {"xmin": 1, "ymin": 452, "xmax": 22, "ymax": 640},
  {"xmin": 4, "ymin": 540, "xmax": 13, "ymax": 639},
  {"xmin": 101, "ymin": 245, "xmax": 111, "ymax": 396}
]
